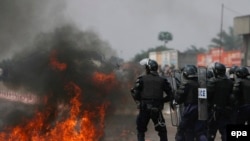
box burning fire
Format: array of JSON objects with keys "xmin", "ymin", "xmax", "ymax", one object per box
[
  {"xmin": 92, "ymin": 72, "xmax": 117, "ymax": 93},
  {"xmin": 0, "ymin": 82, "xmax": 108, "ymax": 141},
  {"xmin": 49, "ymin": 50, "xmax": 67, "ymax": 71},
  {"xmin": 0, "ymin": 50, "xmax": 117, "ymax": 141}
]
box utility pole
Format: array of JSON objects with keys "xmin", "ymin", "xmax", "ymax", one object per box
[{"xmin": 219, "ymin": 3, "xmax": 224, "ymax": 62}]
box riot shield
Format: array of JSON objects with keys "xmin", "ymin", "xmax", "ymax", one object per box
[
  {"xmin": 169, "ymin": 70, "xmax": 182, "ymax": 126},
  {"xmin": 198, "ymin": 66, "xmax": 208, "ymax": 120}
]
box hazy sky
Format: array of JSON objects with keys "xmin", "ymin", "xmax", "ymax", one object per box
[{"xmin": 64, "ymin": 0, "xmax": 250, "ymax": 61}]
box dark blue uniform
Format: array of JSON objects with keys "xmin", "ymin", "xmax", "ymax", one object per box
[
  {"xmin": 232, "ymin": 74, "xmax": 250, "ymax": 125},
  {"xmin": 207, "ymin": 75, "xmax": 233, "ymax": 141},
  {"xmin": 131, "ymin": 71, "xmax": 173, "ymax": 141},
  {"xmin": 227, "ymin": 65, "xmax": 239, "ymax": 124},
  {"xmin": 175, "ymin": 78, "xmax": 207, "ymax": 141}
]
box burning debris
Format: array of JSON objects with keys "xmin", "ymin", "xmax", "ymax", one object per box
[
  {"xmin": 0, "ymin": 1, "xmax": 163, "ymax": 140},
  {"xmin": 0, "ymin": 25, "xmax": 124, "ymax": 141}
]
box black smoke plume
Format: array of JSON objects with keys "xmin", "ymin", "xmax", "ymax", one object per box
[
  {"xmin": 0, "ymin": 0, "xmax": 65, "ymax": 60},
  {"xmin": 0, "ymin": 25, "xmax": 122, "ymax": 131}
]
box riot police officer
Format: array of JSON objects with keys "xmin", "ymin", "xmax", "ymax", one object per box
[
  {"xmin": 228, "ymin": 65, "xmax": 239, "ymax": 124},
  {"xmin": 228, "ymin": 65, "xmax": 238, "ymax": 81},
  {"xmin": 207, "ymin": 62, "xmax": 233, "ymax": 141},
  {"xmin": 207, "ymin": 70, "xmax": 214, "ymax": 80},
  {"xmin": 232, "ymin": 66, "xmax": 250, "ymax": 125},
  {"xmin": 174, "ymin": 65, "xmax": 207, "ymax": 141},
  {"xmin": 131, "ymin": 59, "xmax": 173, "ymax": 141}
]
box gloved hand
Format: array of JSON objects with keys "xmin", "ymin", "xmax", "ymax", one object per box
[
  {"xmin": 130, "ymin": 88, "xmax": 135, "ymax": 93},
  {"xmin": 135, "ymin": 101, "xmax": 141, "ymax": 109}
]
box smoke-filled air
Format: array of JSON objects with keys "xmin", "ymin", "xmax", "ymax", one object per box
[{"xmin": 0, "ymin": 0, "xmax": 138, "ymax": 141}]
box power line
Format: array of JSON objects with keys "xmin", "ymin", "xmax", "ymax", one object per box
[
  {"xmin": 223, "ymin": 5, "xmax": 243, "ymax": 15},
  {"xmin": 219, "ymin": 3, "xmax": 224, "ymax": 62}
]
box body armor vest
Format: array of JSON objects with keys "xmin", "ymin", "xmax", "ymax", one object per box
[
  {"xmin": 211, "ymin": 78, "xmax": 233, "ymax": 107},
  {"xmin": 239, "ymin": 79, "xmax": 250, "ymax": 105},
  {"xmin": 185, "ymin": 79, "xmax": 199, "ymax": 104},
  {"xmin": 141, "ymin": 74, "xmax": 164, "ymax": 100}
]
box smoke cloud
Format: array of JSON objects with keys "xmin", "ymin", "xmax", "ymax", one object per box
[
  {"xmin": 0, "ymin": 24, "xmax": 123, "ymax": 129},
  {"xmin": 0, "ymin": 0, "xmax": 66, "ymax": 60},
  {"xmin": 0, "ymin": 1, "xmax": 134, "ymax": 138}
]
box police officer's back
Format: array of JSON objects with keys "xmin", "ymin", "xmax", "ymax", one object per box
[
  {"xmin": 175, "ymin": 65, "xmax": 207, "ymax": 141},
  {"xmin": 207, "ymin": 62, "xmax": 233, "ymax": 108},
  {"xmin": 207, "ymin": 62, "xmax": 233, "ymax": 141},
  {"xmin": 131, "ymin": 59, "xmax": 173, "ymax": 141},
  {"xmin": 232, "ymin": 66, "xmax": 250, "ymax": 124},
  {"xmin": 175, "ymin": 65, "xmax": 199, "ymax": 105}
]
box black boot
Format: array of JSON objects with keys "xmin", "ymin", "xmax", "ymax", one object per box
[
  {"xmin": 159, "ymin": 133, "xmax": 168, "ymax": 141},
  {"xmin": 175, "ymin": 130, "xmax": 185, "ymax": 141},
  {"xmin": 137, "ymin": 132, "xmax": 145, "ymax": 141}
]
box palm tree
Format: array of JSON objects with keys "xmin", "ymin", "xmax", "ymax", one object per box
[
  {"xmin": 209, "ymin": 26, "xmax": 243, "ymax": 50},
  {"xmin": 158, "ymin": 31, "xmax": 173, "ymax": 46}
]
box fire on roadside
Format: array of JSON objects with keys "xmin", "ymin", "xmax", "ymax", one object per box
[{"xmin": 0, "ymin": 49, "xmax": 118, "ymax": 141}]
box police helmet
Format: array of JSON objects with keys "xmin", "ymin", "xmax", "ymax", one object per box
[
  {"xmin": 183, "ymin": 65, "xmax": 197, "ymax": 78},
  {"xmin": 146, "ymin": 59, "xmax": 158, "ymax": 71},
  {"xmin": 229, "ymin": 65, "xmax": 238, "ymax": 75},
  {"xmin": 213, "ymin": 62, "xmax": 226, "ymax": 76},
  {"xmin": 207, "ymin": 70, "xmax": 214, "ymax": 79},
  {"xmin": 235, "ymin": 67, "xmax": 249, "ymax": 78}
]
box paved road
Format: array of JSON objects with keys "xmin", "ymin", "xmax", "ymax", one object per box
[{"xmin": 104, "ymin": 108, "xmax": 221, "ymax": 141}]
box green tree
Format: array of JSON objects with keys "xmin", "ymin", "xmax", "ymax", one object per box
[
  {"xmin": 209, "ymin": 26, "xmax": 243, "ymax": 50},
  {"xmin": 158, "ymin": 31, "xmax": 173, "ymax": 46},
  {"xmin": 132, "ymin": 31, "xmax": 173, "ymax": 62}
]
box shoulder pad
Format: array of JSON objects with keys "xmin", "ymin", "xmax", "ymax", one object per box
[
  {"xmin": 234, "ymin": 79, "xmax": 242, "ymax": 85},
  {"xmin": 235, "ymin": 78, "xmax": 242, "ymax": 82},
  {"xmin": 162, "ymin": 76, "xmax": 169, "ymax": 81},
  {"xmin": 208, "ymin": 77, "xmax": 218, "ymax": 83},
  {"xmin": 135, "ymin": 75, "xmax": 143, "ymax": 86},
  {"xmin": 137, "ymin": 75, "xmax": 143, "ymax": 79},
  {"xmin": 182, "ymin": 81, "xmax": 188, "ymax": 85},
  {"xmin": 178, "ymin": 81, "xmax": 188, "ymax": 86},
  {"xmin": 136, "ymin": 75, "xmax": 143, "ymax": 82}
]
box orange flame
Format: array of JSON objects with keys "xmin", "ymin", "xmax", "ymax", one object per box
[
  {"xmin": 92, "ymin": 72, "xmax": 117, "ymax": 92},
  {"xmin": 0, "ymin": 49, "xmax": 118, "ymax": 140},
  {"xmin": 49, "ymin": 50, "xmax": 67, "ymax": 71},
  {"xmin": 0, "ymin": 82, "xmax": 108, "ymax": 141}
]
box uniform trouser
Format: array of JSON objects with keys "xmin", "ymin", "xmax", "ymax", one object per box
[
  {"xmin": 136, "ymin": 109, "xmax": 168, "ymax": 141},
  {"xmin": 207, "ymin": 109, "xmax": 230, "ymax": 141},
  {"xmin": 175, "ymin": 104, "xmax": 207, "ymax": 141},
  {"xmin": 229, "ymin": 108, "xmax": 238, "ymax": 124},
  {"xmin": 236, "ymin": 104, "xmax": 250, "ymax": 125}
]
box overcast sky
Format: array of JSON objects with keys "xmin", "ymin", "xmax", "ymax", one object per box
[{"xmin": 64, "ymin": 0, "xmax": 250, "ymax": 61}]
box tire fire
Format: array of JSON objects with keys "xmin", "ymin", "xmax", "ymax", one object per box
[{"xmin": 0, "ymin": 37, "xmax": 119, "ymax": 140}]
